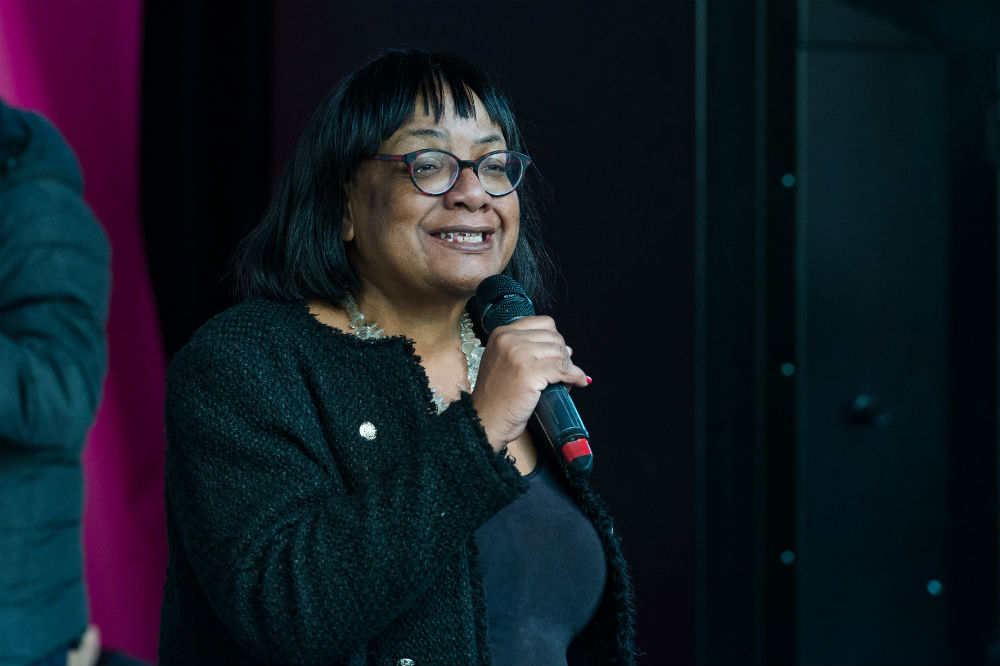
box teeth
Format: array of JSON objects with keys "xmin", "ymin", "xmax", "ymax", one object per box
[{"xmin": 437, "ymin": 232, "xmax": 484, "ymax": 243}]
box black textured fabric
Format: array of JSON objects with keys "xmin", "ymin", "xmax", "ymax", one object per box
[
  {"xmin": 475, "ymin": 453, "xmax": 607, "ymax": 666},
  {"xmin": 160, "ymin": 298, "xmax": 637, "ymax": 665}
]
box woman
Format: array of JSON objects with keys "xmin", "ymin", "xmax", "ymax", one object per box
[{"xmin": 159, "ymin": 49, "xmax": 636, "ymax": 666}]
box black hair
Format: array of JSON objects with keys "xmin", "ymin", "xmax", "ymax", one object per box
[{"xmin": 234, "ymin": 48, "xmax": 554, "ymax": 308}]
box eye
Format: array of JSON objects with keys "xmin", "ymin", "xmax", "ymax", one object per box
[
  {"xmin": 411, "ymin": 153, "xmax": 446, "ymax": 178},
  {"xmin": 480, "ymin": 155, "xmax": 507, "ymax": 173},
  {"xmin": 414, "ymin": 162, "xmax": 441, "ymax": 174}
]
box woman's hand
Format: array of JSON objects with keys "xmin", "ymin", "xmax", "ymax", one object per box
[{"xmin": 471, "ymin": 315, "xmax": 589, "ymax": 451}]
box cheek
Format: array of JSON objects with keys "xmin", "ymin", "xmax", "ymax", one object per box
[
  {"xmin": 362, "ymin": 185, "xmax": 425, "ymax": 232},
  {"xmin": 509, "ymin": 194, "xmax": 521, "ymax": 222},
  {"xmin": 503, "ymin": 196, "xmax": 521, "ymax": 247}
]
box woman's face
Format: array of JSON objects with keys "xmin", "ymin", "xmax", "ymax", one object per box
[{"xmin": 343, "ymin": 92, "xmax": 520, "ymax": 306}]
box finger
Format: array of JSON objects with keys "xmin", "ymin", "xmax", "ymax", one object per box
[
  {"xmin": 535, "ymin": 358, "xmax": 589, "ymax": 389},
  {"xmin": 503, "ymin": 340, "xmax": 574, "ymax": 363},
  {"xmin": 494, "ymin": 315, "xmax": 557, "ymax": 332},
  {"xmin": 489, "ymin": 327, "xmax": 566, "ymax": 348}
]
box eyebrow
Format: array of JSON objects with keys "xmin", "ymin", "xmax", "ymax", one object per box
[{"xmin": 403, "ymin": 128, "xmax": 505, "ymax": 145}]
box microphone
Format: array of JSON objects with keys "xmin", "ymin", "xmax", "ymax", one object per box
[{"xmin": 468, "ymin": 274, "xmax": 593, "ymax": 478}]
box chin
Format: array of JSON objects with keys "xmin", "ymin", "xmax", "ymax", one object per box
[
  {"xmin": 447, "ymin": 276, "xmax": 488, "ymax": 297},
  {"xmin": 439, "ymin": 271, "xmax": 495, "ymax": 298},
  {"xmin": 440, "ymin": 259, "xmax": 507, "ymax": 294}
]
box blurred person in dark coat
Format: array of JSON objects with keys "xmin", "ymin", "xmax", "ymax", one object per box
[{"xmin": 0, "ymin": 98, "xmax": 110, "ymax": 666}]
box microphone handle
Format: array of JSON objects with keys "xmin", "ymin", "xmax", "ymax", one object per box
[{"xmin": 532, "ymin": 383, "xmax": 593, "ymax": 477}]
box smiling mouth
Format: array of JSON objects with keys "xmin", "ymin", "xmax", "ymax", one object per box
[{"xmin": 434, "ymin": 231, "xmax": 490, "ymax": 243}]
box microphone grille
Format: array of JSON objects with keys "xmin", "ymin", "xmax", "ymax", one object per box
[{"xmin": 472, "ymin": 274, "xmax": 536, "ymax": 337}]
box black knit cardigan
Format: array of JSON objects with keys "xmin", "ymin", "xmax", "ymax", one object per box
[{"xmin": 159, "ymin": 298, "xmax": 636, "ymax": 665}]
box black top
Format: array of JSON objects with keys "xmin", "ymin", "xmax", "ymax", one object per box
[
  {"xmin": 159, "ymin": 298, "xmax": 637, "ymax": 665},
  {"xmin": 476, "ymin": 453, "xmax": 607, "ymax": 666}
]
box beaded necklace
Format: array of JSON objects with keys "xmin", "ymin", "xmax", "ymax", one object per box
[{"xmin": 343, "ymin": 294, "xmax": 484, "ymax": 413}]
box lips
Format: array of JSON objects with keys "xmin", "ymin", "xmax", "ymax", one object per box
[
  {"xmin": 435, "ymin": 231, "xmax": 486, "ymax": 243},
  {"xmin": 428, "ymin": 225, "xmax": 497, "ymax": 249}
]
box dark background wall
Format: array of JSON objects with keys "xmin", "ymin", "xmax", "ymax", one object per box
[
  {"xmin": 143, "ymin": 1, "xmax": 695, "ymax": 664},
  {"xmin": 697, "ymin": 1, "xmax": 999, "ymax": 664}
]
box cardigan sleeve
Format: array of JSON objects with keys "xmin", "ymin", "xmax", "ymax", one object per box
[{"xmin": 164, "ymin": 333, "xmax": 525, "ymax": 665}]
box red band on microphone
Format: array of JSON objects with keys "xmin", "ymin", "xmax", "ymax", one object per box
[{"xmin": 560, "ymin": 437, "xmax": 592, "ymax": 464}]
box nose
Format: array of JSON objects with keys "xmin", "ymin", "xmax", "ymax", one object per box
[{"xmin": 443, "ymin": 163, "xmax": 491, "ymax": 210}]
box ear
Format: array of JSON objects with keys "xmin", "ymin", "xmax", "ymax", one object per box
[{"xmin": 341, "ymin": 183, "xmax": 355, "ymax": 242}]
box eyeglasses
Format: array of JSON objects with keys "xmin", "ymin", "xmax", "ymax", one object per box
[{"xmin": 369, "ymin": 149, "xmax": 532, "ymax": 197}]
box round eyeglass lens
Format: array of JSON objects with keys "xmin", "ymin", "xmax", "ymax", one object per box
[
  {"xmin": 479, "ymin": 152, "xmax": 524, "ymax": 195},
  {"xmin": 411, "ymin": 151, "xmax": 459, "ymax": 195}
]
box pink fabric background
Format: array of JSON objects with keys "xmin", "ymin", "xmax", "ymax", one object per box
[{"xmin": 0, "ymin": 1, "xmax": 166, "ymax": 661}]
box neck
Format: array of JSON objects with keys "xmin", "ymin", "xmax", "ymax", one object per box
[{"xmin": 352, "ymin": 289, "xmax": 469, "ymax": 356}]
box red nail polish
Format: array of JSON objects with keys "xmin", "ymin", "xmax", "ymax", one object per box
[{"xmin": 586, "ymin": 375, "xmax": 593, "ymax": 384}]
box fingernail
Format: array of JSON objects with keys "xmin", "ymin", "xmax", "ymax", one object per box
[{"xmin": 586, "ymin": 375, "xmax": 593, "ymax": 384}]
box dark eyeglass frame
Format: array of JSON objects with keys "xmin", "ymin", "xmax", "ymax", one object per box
[{"xmin": 369, "ymin": 148, "xmax": 533, "ymax": 197}]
